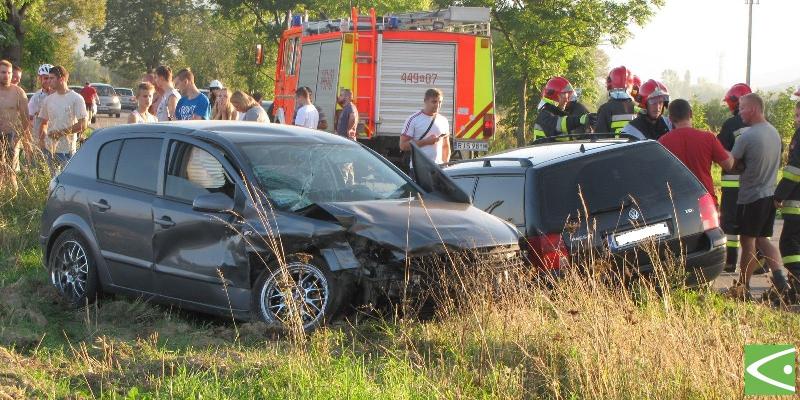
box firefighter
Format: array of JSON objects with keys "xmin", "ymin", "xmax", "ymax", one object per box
[
  {"xmin": 564, "ymin": 89, "xmax": 592, "ymax": 133},
  {"xmin": 531, "ymin": 77, "xmax": 596, "ymax": 141},
  {"xmin": 774, "ymin": 100, "xmax": 800, "ymax": 301},
  {"xmin": 718, "ymin": 83, "xmax": 752, "ymax": 272},
  {"xmin": 594, "ymin": 66, "xmax": 636, "ymax": 134},
  {"xmin": 631, "ymin": 75, "xmax": 643, "ymax": 115},
  {"xmin": 621, "ymin": 79, "xmax": 671, "ymax": 140},
  {"xmin": 631, "ymin": 75, "xmax": 642, "ymax": 99}
]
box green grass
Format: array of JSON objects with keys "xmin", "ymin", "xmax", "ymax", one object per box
[{"xmin": 3, "ymin": 164, "xmax": 800, "ymax": 399}]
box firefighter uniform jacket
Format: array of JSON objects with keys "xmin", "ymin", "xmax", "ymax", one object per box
[
  {"xmin": 594, "ymin": 98, "xmax": 635, "ymax": 134},
  {"xmin": 775, "ymin": 127, "xmax": 800, "ymax": 219},
  {"xmin": 532, "ymin": 101, "xmax": 585, "ymax": 141},
  {"xmin": 622, "ymin": 113, "xmax": 672, "ymax": 140},
  {"xmin": 775, "ymin": 127, "xmax": 800, "ymax": 273},
  {"xmin": 565, "ymin": 100, "xmax": 590, "ymax": 134}
]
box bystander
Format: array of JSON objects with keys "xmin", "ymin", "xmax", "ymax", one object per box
[
  {"xmin": 154, "ymin": 65, "xmax": 180, "ymax": 121},
  {"xmin": 294, "ymin": 87, "xmax": 319, "ymax": 129},
  {"xmin": 728, "ymin": 93, "xmax": 788, "ymax": 299},
  {"xmin": 336, "ymin": 88, "xmax": 358, "ymax": 140},
  {"xmin": 231, "ymin": 91, "xmax": 269, "ymax": 122},
  {"xmin": 399, "ymin": 88, "xmax": 450, "ymax": 178},
  {"xmin": 38, "ymin": 66, "xmax": 87, "ymax": 173},
  {"xmin": 0, "ymin": 59, "xmax": 30, "ymax": 191},
  {"xmin": 173, "ymin": 68, "xmax": 210, "ymax": 120},
  {"xmin": 658, "ymin": 99, "xmax": 732, "ymax": 204},
  {"xmin": 127, "ymin": 82, "xmax": 157, "ymax": 123}
]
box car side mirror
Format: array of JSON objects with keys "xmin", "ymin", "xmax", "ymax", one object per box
[{"xmin": 192, "ymin": 192, "xmax": 234, "ymax": 214}]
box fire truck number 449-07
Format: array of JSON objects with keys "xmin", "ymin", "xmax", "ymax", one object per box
[{"xmin": 272, "ymin": 6, "xmax": 496, "ymax": 163}]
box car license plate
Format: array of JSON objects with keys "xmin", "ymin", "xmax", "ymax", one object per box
[
  {"xmin": 454, "ymin": 140, "xmax": 489, "ymax": 152},
  {"xmin": 612, "ymin": 222, "xmax": 670, "ymax": 249}
]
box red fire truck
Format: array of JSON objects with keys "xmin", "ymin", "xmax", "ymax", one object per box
[{"xmin": 272, "ymin": 6, "xmax": 495, "ymax": 164}]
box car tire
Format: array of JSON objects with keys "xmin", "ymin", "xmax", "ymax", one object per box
[
  {"xmin": 48, "ymin": 230, "xmax": 100, "ymax": 307},
  {"xmin": 115, "ymin": 113, "xmax": 120, "ymax": 118},
  {"xmin": 251, "ymin": 254, "xmax": 349, "ymax": 332}
]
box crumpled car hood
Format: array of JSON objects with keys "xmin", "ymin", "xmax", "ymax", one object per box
[{"xmin": 316, "ymin": 198, "xmax": 520, "ymax": 254}]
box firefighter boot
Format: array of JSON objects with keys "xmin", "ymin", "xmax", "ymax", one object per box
[{"xmin": 723, "ymin": 235, "xmax": 738, "ymax": 272}]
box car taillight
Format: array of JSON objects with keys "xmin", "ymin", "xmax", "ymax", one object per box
[
  {"xmin": 525, "ymin": 233, "xmax": 568, "ymax": 270},
  {"xmin": 483, "ymin": 114, "xmax": 494, "ymax": 139},
  {"xmin": 698, "ymin": 193, "xmax": 719, "ymax": 231}
]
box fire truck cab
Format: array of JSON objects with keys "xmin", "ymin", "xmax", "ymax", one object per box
[{"xmin": 273, "ymin": 6, "xmax": 495, "ymax": 166}]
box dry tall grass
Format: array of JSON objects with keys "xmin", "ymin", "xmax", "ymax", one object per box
[{"xmin": 1, "ymin": 156, "xmax": 799, "ymax": 398}]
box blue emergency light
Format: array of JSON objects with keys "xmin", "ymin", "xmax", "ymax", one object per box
[{"xmin": 292, "ymin": 15, "xmax": 303, "ymax": 27}]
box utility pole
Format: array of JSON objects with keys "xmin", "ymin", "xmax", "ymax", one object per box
[{"xmin": 745, "ymin": 0, "xmax": 759, "ymax": 86}]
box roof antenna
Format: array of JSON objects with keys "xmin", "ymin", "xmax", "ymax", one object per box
[{"xmin": 579, "ymin": 143, "xmax": 586, "ymax": 153}]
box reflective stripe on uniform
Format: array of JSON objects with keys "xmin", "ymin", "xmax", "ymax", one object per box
[
  {"xmin": 726, "ymin": 235, "xmax": 740, "ymax": 248},
  {"xmin": 783, "ymin": 255, "xmax": 800, "ymax": 264},
  {"xmin": 559, "ymin": 116, "xmax": 568, "ymax": 133},
  {"xmin": 781, "ymin": 200, "xmax": 800, "ymax": 215},
  {"xmin": 610, "ymin": 114, "xmax": 635, "ymax": 134},
  {"xmin": 533, "ymin": 124, "xmax": 545, "ymax": 140},
  {"xmin": 783, "ymin": 165, "xmax": 800, "ymax": 182},
  {"xmin": 720, "ymin": 181, "xmax": 740, "ymax": 188},
  {"xmin": 611, "ymin": 114, "xmax": 636, "ymax": 121},
  {"xmin": 721, "ymin": 174, "xmax": 740, "ymax": 181}
]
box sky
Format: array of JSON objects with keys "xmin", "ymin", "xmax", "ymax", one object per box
[{"xmin": 600, "ymin": 0, "xmax": 800, "ymax": 91}]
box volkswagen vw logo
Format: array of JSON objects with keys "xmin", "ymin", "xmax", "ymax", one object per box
[{"xmin": 628, "ymin": 208, "xmax": 640, "ymax": 220}]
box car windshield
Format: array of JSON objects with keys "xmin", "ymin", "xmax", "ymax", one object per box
[
  {"xmin": 94, "ymin": 85, "xmax": 115, "ymax": 96},
  {"xmin": 239, "ymin": 142, "xmax": 417, "ymax": 211}
]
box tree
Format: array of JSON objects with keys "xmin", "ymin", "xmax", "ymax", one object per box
[
  {"xmin": 2, "ymin": 0, "xmax": 103, "ymax": 89},
  {"xmin": 437, "ymin": 0, "xmax": 664, "ymax": 146},
  {"xmin": 85, "ymin": 0, "xmax": 190, "ymax": 82},
  {"xmin": 764, "ymin": 88, "xmax": 796, "ymax": 142},
  {"xmin": 173, "ymin": 6, "xmax": 276, "ymax": 94},
  {"xmin": 209, "ymin": 0, "xmax": 431, "ymax": 96},
  {"xmin": 213, "ymin": 0, "xmax": 431, "ymax": 45}
]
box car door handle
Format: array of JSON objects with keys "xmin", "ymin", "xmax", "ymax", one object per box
[
  {"xmin": 154, "ymin": 216, "xmax": 175, "ymax": 228},
  {"xmin": 91, "ymin": 199, "xmax": 111, "ymax": 211}
]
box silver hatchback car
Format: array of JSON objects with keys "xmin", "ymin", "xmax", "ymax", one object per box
[{"xmin": 91, "ymin": 83, "xmax": 121, "ymax": 118}]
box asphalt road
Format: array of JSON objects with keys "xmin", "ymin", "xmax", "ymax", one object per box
[{"xmin": 91, "ymin": 111, "xmax": 130, "ymax": 129}]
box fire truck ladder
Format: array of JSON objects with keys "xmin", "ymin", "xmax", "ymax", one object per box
[
  {"xmin": 382, "ymin": 7, "xmax": 491, "ymax": 36},
  {"xmin": 352, "ymin": 7, "xmax": 377, "ymax": 137}
]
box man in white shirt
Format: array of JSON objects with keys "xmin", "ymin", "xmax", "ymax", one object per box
[
  {"xmin": 399, "ymin": 88, "xmax": 451, "ymax": 175},
  {"xmin": 38, "ymin": 65, "xmax": 87, "ymax": 172},
  {"xmin": 294, "ymin": 86, "xmax": 319, "ymax": 129},
  {"xmin": 28, "ymin": 64, "xmax": 53, "ymax": 150}
]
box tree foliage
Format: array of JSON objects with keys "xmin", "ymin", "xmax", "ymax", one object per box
[
  {"xmin": 172, "ymin": 6, "xmax": 276, "ymax": 94},
  {"xmin": 85, "ymin": 0, "xmax": 190, "ymax": 82},
  {"xmin": 1, "ymin": 0, "xmax": 104, "ymax": 89},
  {"xmin": 431, "ymin": 0, "xmax": 663, "ymax": 145}
]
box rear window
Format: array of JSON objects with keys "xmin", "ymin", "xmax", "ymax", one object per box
[
  {"xmin": 472, "ymin": 176, "xmax": 525, "ymax": 225},
  {"xmin": 97, "ymin": 140, "xmax": 122, "ymax": 181},
  {"xmin": 538, "ymin": 143, "xmax": 704, "ymax": 229},
  {"xmin": 113, "ymin": 139, "xmax": 163, "ymax": 192},
  {"xmin": 93, "ymin": 85, "xmax": 115, "ymax": 96}
]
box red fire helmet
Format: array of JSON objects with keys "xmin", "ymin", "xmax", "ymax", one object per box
[
  {"xmin": 542, "ymin": 76, "xmax": 574, "ymax": 102},
  {"xmin": 636, "ymin": 79, "xmax": 669, "ymax": 109},
  {"xmin": 607, "ymin": 66, "xmax": 633, "ymax": 91},
  {"xmin": 723, "ymin": 83, "xmax": 752, "ymax": 114}
]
